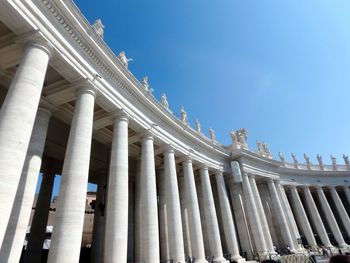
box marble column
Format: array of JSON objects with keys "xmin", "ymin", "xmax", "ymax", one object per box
[
  {"xmin": 134, "ymin": 159, "xmax": 142, "ymax": 263},
  {"xmin": 302, "ymin": 186, "xmax": 332, "ymax": 247},
  {"xmin": 344, "ymin": 186, "xmax": 350, "ymax": 206},
  {"xmin": 140, "ymin": 132, "xmax": 159, "ymax": 263},
  {"xmin": 277, "ymin": 184, "xmax": 302, "ymax": 250},
  {"xmin": 0, "ymin": 108, "xmax": 51, "ymax": 263},
  {"xmin": 329, "ymin": 186, "xmax": 350, "ymax": 238},
  {"xmin": 182, "ymin": 158, "xmax": 207, "ymax": 263},
  {"xmin": 242, "ymin": 174, "xmax": 267, "ymax": 254},
  {"xmin": 249, "ymin": 176, "xmax": 275, "ymax": 254},
  {"xmin": 200, "ymin": 167, "xmax": 227, "ymax": 263},
  {"xmin": 24, "ymin": 172, "xmax": 55, "ymax": 263},
  {"xmin": 47, "ymin": 86, "xmax": 96, "ymax": 263},
  {"xmin": 104, "ymin": 111, "xmax": 129, "ymax": 263},
  {"xmin": 163, "ymin": 146, "xmax": 185, "ymax": 262},
  {"xmin": 315, "ymin": 187, "xmax": 347, "ymax": 248},
  {"xmin": 0, "ymin": 41, "xmax": 51, "ymax": 245},
  {"xmin": 215, "ymin": 173, "xmax": 242, "ymax": 261},
  {"xmin": 90, "ymin": 177, "xmax": 106, "ymax": 263},
  {"xmin": 158, "ymin": 169, "xmax": 170, "ymax": 260},
  {"xmin": 267, "ymin": 179, "xmax": 296, "ymax": 252},
  {"xmin": 288, "ymin": 186, "xmax": 317, "ymax": 248}
]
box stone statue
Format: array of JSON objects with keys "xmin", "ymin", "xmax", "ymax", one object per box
[
  {"xmin": 262, "ymin": 142, "xmax": 271, "ymax": 155},
  {"xmin": 209, "ymin": 128, "xmax": 215, "ymax": 143},
  {"xmin": 291, "ymin": 153, "xmax": 298, "ymax": 163},
  {"xmin": 230, "ymin": 130, "xmax": 238, "ymax": 145},
  {"xmin": 331, "ymin": 155, "xmax": 337, "ymax": 170},
  {"xmin": 237, "ymin": 128, "xmax": 248, "ymax": 148},
  {"xmin": 256, "ymin": 141, "xmax": 263, "ymax": 153},
  {"xmin": 141, "ymin": 76, "xmax": 149, "ymax": 91},
  {"xmin": 303, "ymin": 153, "xmax": 310, "ymax": 164},
  {"xmin": 161, "ymin": 93, "xmax": 169, "ymax": 110},
  {"xmin": 278, "ymin": 152, "xmax": 285, "ymax": 162},
  {"xmin": 343, "ymin": 154, "xmax": 349, "ymax": 166},
  {"xmin": 180, "ymin": 106, "xmax": 187, "ymax": 124},
  {"xmin": 92, "ymin": 19, "xmax": 105, "ymax": 38},
  {"xmin": 317, "ymin": 154, "xmax": 324, "ymax": 169},
  {"xmin": 195, "ymin": 119, "xmax": 201, "ymax": 133},
  {"xmin": 118, "ymin": 51, "xmax": 133, "ymax": 69}
]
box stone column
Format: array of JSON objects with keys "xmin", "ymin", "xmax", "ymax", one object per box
[
  {"xmin": 90, "ymin": 177, "xmax": 106, "ymax": 263},
  {"xmin": 249, "ymin": 176, "xmax": 275, "ymax": 254},
  {"xmin": 315, "ymin": 187, "xmax": 347, "ymax": 248},
  {"xmin": 104, "ymin": 111, "xmax": 129, "ymax": 263},
  {"xmin": 329, "ymin": 186, "xmax": 350, "ymax": 238},
  {"xmin": 242, "ymin": 174, "xmax": 267, "ymax": 254},
  {"xmin": 288, "ymin": 186, "xmax": 317, "ymax": 248},
  {"xmin": 200, "ymin": 166, "xmax": 227, "ymax": 263},
  {"xmin": 215, "ymin": 173, "xmax": 242, "ymax": 261},
  {"xmin": 140, "ymin": 131, "xmax": 159, "ymax": 263},
  {"xmin": 158, "ymin": 169, "xmax": 170, "ymax": 261},
  {"xmin": 0, "ymin": 41, "xmax": 51, "ymax": 245},
  {"xmin": 182, "ymin": 158, "xmax": 207, "ymax": 263},
  {"xmin": 277, "ymin": 183, "xmax": 302, "ymax": 250},
  {"xmin": 0, "ymin": 108, "xmax": 51, "ymax": 263},
  {"xmin": 267, "ymin": 179, "xmax": 296, "ymax": 252},
  {"xmin": 163, "ymin": 146, "xmax": 185, "ymax": 262},
  {"xmin": 302, "ymin": 186, "xmax": 332, "ymax": 247},
  {"xmin": 24, "ymin": 172, "xmax": 55, "ymax": 263},
  {"xmin": 47, "ymin": 86, "xmax": 96, "ymax": 263},
  {"xmin": 343, "ymin": 186, "xmax": 350, "ymax": 206},
  {"xmin": 134, "ymin": 159, "xmax": 142, "ymax": 263}
]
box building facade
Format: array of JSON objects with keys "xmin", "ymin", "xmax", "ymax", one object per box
[{"xmin": 0, "ymin": 0, "xmax": 348, "ymax": 262}]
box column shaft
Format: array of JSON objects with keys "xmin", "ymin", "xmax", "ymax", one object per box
[
  {"xmin": 200, "ymin": 167, "xmax": 227, "ymax": 262},
  {"xmin": 249, "ymin": 176, "xmax": 274, "ymax": 253},
  {"xmin": 344, "ymin": 187, "xmax": 350, "ymax": 206},
  {"xmin": 104, "ymin": 113, "xmax": 129, "ymax": 262},
  {"xmin": 163, "ymin": 148, "xmax": 185, "ymax": 262},
  {"xmin": 215, "ymin": 173, "xmax": 242, "ymax": 261},
  {"xmin": 24, "ymin": 172, "xmax": 55, "ymax": 263},
  {"xmin": 316, "ymin": 187, "xmax": 347, "ymax": 248},
  {"xmin": 134, "ymin": 160, "xmax": 142, "ymax": 263},
  {"xmin": 0, "ymin": 108, "xmax": 51, "ymax": 263},
  {"xmin": 242, "ymin": 174, "xmax": 267, "ymax": 253},
  {"xmin": 140, "ymin": 133, "xmax": 159, "ymax": 262},
  {"xmin": 182, "ymin": 159, "xmax": 207, "ymax": 263},
  {"xmin": 302, "ymin": 187, "xmax": 332, "ymax": 247},
  {"xmin": 0, "ymin": 42, "xmax": 51, "ymax": 245},
  {"xmin": 267, "ymin": 180, "xmax": 296, "ymax": 252},
  {"xmin": 158, "ymin": 170, "xmax": 170, "ymax": 260},
  {"xmin": 47, "ymin": 87, "xmax": 95, "ymax": 263},
  {"xmin": 289, "ymin": 186, "xmax": 317, "ymax": 247},
  {"xmin": 329, "ymin": 187, "xmax": 350, "ymax": 238}
]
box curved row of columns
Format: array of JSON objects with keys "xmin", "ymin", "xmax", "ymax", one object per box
[{"xmin": 0, "ymin": 38, "xmax": 244, "ymax": 263}]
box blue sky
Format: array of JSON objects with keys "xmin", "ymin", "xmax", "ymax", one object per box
[{"xmin": 40, "ymin": 0, "xmax": 350, "ymax": 196}]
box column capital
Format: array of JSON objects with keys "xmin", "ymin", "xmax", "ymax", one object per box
[
  {"xmin": 199, "ymin": 164, "xmax": 209, "ymax": 172},
  {"xmin": 77, "ymin": 84, "xmax": 97, "ymax": 98},
  {"xmin": 112, "ymin": 109, "xmax": 129, "ymax": 123},
  {"xmin": 16, "ymin": 30, "xmax": 54, "ymax": 58},
  {"xmin": 141, "ymin": 130, "xmax": 154, "ymax": 141},
  {"xmin": 163, "ymin": 143, "xmax": 175, "ymax": 155},
  {"xmin": 182, "ymin": 156, "xmax": 193, "ymax": 165}
]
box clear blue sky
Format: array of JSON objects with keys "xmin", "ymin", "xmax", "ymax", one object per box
[
  {"xmin": 41, "ymin": 0, "xmax": 350, "ymax": 196},
  {"xmin": 72, "ymin": 0, "xmax": 350, "ymax": 165}
]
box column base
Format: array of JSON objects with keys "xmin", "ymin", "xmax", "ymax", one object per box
[
  {"xmin": 194, "ymin": 259, "xmax": 209, "ymax": 263},
  {"xmin": 231, "ymin": 256, "xmax": 246, "ymax": 263},
  {"xmin": 213, "ymin": 256, "xmax": 229, "ymax": 263}
]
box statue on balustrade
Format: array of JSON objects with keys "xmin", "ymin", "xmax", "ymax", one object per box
[
  {"xmin": 161, "ymin": 93, "xmax": 169, "ymax": 110},
  {"xmin": 195, "ymin": 119, "xmax": 201, "ymax": 133},
  {"xmin": 278, "ymin": 152, "xmax": 285, "ymax": 162},
  {"xmin": 262, "ymin": 142, "xmax": 272, "ymax": 157},
  {"xmin": 230, "ymin": 130, "xmax": 238, "ymax": 145},
  {"xmin": 237, "ymin": 128, "xmax": 248, "ymax": 148},
  {"xmin": 180, "ymin": 106, "xmax": 188, "ymax": 125},
  {"xmin": 291, "ymin": 153, "xmax": 298, "ymax": 168},
  {"xmin": 304, "ymin": 153, "xmax": 311, "ymax": 169},
  {"xmin": 118, "ymin": 51, "xmax": 133, "ymax": 69},
  {"xmin": 256, "ymin": 140, "xmax": 263, "ymax": 153},
  {"xmin": 92, "ymin": 19, "xmax": 105, "ymax": 39},
  {"xmin": 331, "ymin": 155, "xmax": 337, "ymax": 170},
  {"xmin": 317, "ymin": 154, "xmax": 324, "ymax": 170},
  {"xmin": 209, "ymin": 128, "xmax": 215, "ymax": 143},
  {"xmin": 141, "ymin": 76, "xmax": 149, "ymax": 91},
  {"xmin": 343, "ymin": 154, "xmax": 349, "ymax": 168}
]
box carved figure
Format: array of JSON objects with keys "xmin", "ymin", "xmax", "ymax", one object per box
[
  {"xmin": 180, "ymin": 106, "xmax": 187, "ymax": 124},
  {"xmin": 230, "ymin": 130, "xmax": 238, "ymax": 145},
  {"xmin": 161, "ymin": 93, "xmax": 169, "ymax": 109},
  {"xmin": 237, "ymin": 128, "xmax": 248, "ymax": 147},
  {"xmin": 92, "ymin": 19, "xmax": 105, "ymax": 38},
  {"xmin": 209, "ymin": 128, "xmax": 215, "ymax": 143},
  {"xmin": 343, "ymin": 154, "xmax": 349, "ymax": 166},
  {"xmin": 331, "ymin": 155, "xmax": 337, "ymax": 166},
  {"xmin": 278, "ymin": 152, "xmax": 285, "ymax": 162},
  {"xmin": 118, "ymin": 51, "xmax": 133, "ymax": 69},
  {"xmin": 291, "ymin": 153, "xmax": 298, "ymax": 163},
  {"xmin": 262, "ymin": 142, "xmax": 271, "ymax": 155},
  {"xmin": 256, "ymin": 141, "xmax": 263, "ymax": 153},
  {"xmin": 303, "ymin": 153, "xmax": 311, "ymax": 165},
  {"xmin": 317, "ymin": 154, "xmax": 324, "ymax": 169},
  {"xmin": 195, "ymin": 119, "xmax": 201, "ymax": 133},
  {"xmin": 141, "ymin": 76, "xmax": 149, "ymax": 91}
]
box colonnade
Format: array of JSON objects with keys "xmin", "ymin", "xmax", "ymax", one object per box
[{"xmin": 0, "ymin": 37, "xmax": 349, "ymax": 263}]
